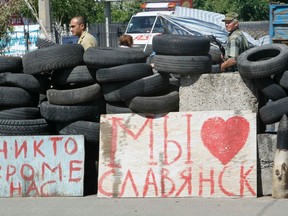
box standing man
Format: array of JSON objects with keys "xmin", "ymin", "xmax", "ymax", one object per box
[
  {"xmin": 70, "ymin": 16, "xmax": 97, "ymax": 50},
  {"xmin": 220, "ymin": 12, "xmax": 249, "ymax": 72}
]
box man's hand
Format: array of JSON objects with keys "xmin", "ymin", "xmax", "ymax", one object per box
[{"xmin": 220, "ymin": 58, "xmax": 237, "ymax": 72}]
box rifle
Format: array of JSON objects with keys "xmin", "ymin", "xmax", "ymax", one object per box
[{"xmin": 211, "ymin": 35, "xmax": 225, "ymax": 57}]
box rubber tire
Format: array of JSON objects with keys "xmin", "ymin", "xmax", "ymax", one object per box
[
  {"xmin": 106, "ymin": 102, "xmax": 134, "ymax": 114},
  {"xmin": 0, "ymin": 56, "xmax": 23, "ymax": 73},
  {"xmin": 22, "ymin": 44, "xmax": 84, "ymax": 74},
  {"xmin": 0, "ymin": 107, "xmax": 41, "ymax": 120},
  {"xmin": 101, "ymin": 73, "xmax": 170, "ymax": 102},
  {"xmin": 47, "ymin": 83, "xmax": 102, "ymax": 105},
  {"xmin": 154, "ymin": 55, "xmax": 212, "ymax": 74},
  {"xmin": 252, "ymin": 78, "xmax": 287, "ymax": 101},
  {"xmin": 51, "ymin": 65, "xmax": 97, "ymax": 86},
  {"xmin": 126, "ymin": 90, "xmax": 179, "ymax": 114},
  {"xmin": 59, "ymin": 121, "xmax": 100, "ymax": 143},
  {"xmin": 39, "ymin": 100, "xmax": 105, "ymax": 122},
  {"xmin": 259, "ymin": 97, "xmax": 288, "ymax": 124},
  {"xmin": 96, "ymin": 63, "xmax": 153, "ymax": 83},
  {"xmin": 0, "ymin": 86, "xmax": 39, "ymax": 107},
  {"xmin": 152, "ymin": 34, "xmax": 210, "ymax": 56},
  {"xmin": 209, "ymin": 45, "xmax": 222, "ymax": 64},
  {"xmin": 0, "ymin": 72, "xmax": 51, "ymax": 94},
  {"xmin": 36, "ymin": 38, "xmax": 57, "ymax": 49},
  {"xmin": 83, "ymin": 47, "xmax": 149, "ymax": 68},
  {"xmin": 237, "ymin": 44, "xmax": 288, "ymax": 78},
  {"xmin": 278, "ymin": 71, "xmax": 288, "ymax": 90},
  {"xmin": 0, "ymin": 119, "xmax": 50, "ymax": 135}
]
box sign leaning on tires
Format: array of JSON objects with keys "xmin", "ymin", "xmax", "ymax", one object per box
[
  {"xmin": 0, "ymin": 135, "xmax": 84, "ymax": 197},
  {"xmin": 98, "ymin": 110, "xmax": 257, "ymax": 198}
]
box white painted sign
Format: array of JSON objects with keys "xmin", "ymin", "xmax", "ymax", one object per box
[
  {"xmin": 98, "ymin": 110, "xmax": 257, "ymax": 198},
  {"xmin": 1, "ymin": 25, "xmax": 39, "ymax": 56},
  {"xmin": 0, "ymin": 135, "xmax": 84, "ymax": 197}
]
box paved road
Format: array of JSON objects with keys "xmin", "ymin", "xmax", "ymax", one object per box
[{"xmin": 1, "ymin": 196, "xmax": 288, "ymax": 216}]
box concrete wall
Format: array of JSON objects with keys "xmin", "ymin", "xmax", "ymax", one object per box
[
  {"xmin": 179, "ymin": 72, "xmax": 275, "ymax": 196},
  {"xmin": 179, "ymin": 72, "xmax": 258, "ymax": 112}
]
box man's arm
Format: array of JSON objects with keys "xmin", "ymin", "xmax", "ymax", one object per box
[{"xmin": 220, "ymin": 58, "xmax": 236, "ymax": 72}]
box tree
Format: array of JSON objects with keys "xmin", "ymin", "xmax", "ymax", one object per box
[
  {"xmin": 0, "ymin": 0, "xmax": 27, "ymax": 53},
  {"xmin": 193, "ymin": 0, "xmax": 270, "ymax": 21},
  {"xmin": 111, "ymin": 1, "xmax": 143, "ymax": 23}
]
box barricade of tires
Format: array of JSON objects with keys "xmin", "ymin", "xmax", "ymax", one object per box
[
  {"xmin": 152, "ymin": 34, "xmax": 212, "ymax": 76},
  {"xmin": 83, "ymin": 47, "xmax": 179, "ymax": 114},
  {"xmin": 237, "ymin": 43, "xmax": 288, "ymax": 126},
  {"xmin": 0, "ymin": 38, "xmax": 181, "ymax": 194},
  {"xmin": 0, "ymin": 56, "xmax": 51, "ymax": 135}
]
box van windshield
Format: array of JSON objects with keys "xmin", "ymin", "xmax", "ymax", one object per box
[{"xmin": 126, "ymin": 16, "xmax": 164, "ymax": 34}]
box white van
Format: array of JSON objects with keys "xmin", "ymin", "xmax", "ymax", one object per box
[
  {"xmin": 125, "ymin": 10, "xmax": 174, "ymax": 49},
  {"xmin": 124, "ymin": 1, "xmax": 192, "ymax": 50}
]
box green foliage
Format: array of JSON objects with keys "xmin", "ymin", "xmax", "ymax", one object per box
[
  {"xmin": 50, "ymin": 0, "xmax": 142, "ymax": 26},
  {"xmin": 0, "ymin": 0, "xmax": 279, "ymax": 41},
  {"xmin": 0, "ymin": 0, "xmax": 26, "ymax": 41},
  {"xmin": 111, "ymin": 1, "xmax": 143, "ymax": 23},
  {"xmin": 193, "ymin": 0, "xmax": 270, "ymax": 21},
  {"xmin": 51, "ymin": 0, "xmax": 102, "ymax": 25}
]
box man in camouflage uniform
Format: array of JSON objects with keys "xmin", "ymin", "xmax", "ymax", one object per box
[{"xmin": 220, "ymin": 12, "xmax": 249, "ymax": 72}]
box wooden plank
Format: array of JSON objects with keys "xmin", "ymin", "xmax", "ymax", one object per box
[
  {"xmin": 0, "ymin": 135, "xmax": 84, "ymax": 197},
  {"xmin": 98, "ymin": 110, "xmax": 257, "ymax": 198}
]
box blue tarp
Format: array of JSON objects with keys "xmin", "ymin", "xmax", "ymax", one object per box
[{"xmin": 155, "ymin": 6, "xmax": 267, "ymax": 46}]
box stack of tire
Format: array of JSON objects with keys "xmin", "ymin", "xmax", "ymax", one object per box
[
  {"xmin": 0, "ymin": 56, "xmax": 51, "ymax": 135},
  {"xmin": 152, "ymin": 34, "xmax": 212, "ymax": 78},
  {"xmin": 83, "ymin": 47, "xmax": 179, "ymax": 114},
  {"xmin": 22, "ymin": 43, "xmax": 106, "ymax": 195},
  {"xmin": 237, "ymin": 43, "xmax": 288, "ymax": 129}
]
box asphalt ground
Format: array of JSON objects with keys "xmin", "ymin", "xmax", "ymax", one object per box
[{"xmin": 1, "ymin": 195, "xmax": 288, "ymax": 216}]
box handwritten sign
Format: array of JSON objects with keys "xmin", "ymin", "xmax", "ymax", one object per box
[
  {"xmin": 0, "ymin": 135, "xmax": 84, "ymax": 197},
  {"xmin": 98, "ymin": 110, "xmax": 257, "ymax": 198}
]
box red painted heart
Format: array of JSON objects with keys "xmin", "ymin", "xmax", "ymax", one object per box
[{"xmin": 201, "ymin": 116, "xmax": 250, "ymax": 165}]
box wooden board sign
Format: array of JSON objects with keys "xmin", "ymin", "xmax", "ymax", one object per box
[
  {"xmin": 0, "ymin": 135, "xmax": 84, "ymax": 197},
  {"xmin": 98, "ymin": 110, "xmax": 257, "ymax": 198}
]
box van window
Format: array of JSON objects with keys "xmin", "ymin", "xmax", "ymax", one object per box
[{"xmin": 126, "ymin": 16, "xmax": 164, "ymax": 33}]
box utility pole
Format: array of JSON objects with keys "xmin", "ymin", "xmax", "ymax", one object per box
[
  {"xmin": 105, "ymin": 1, "xmax": 112, "ymax": 47},
  {"xmin": 38, "ymin": 0, "xmax": 52, "ymax": 40}
]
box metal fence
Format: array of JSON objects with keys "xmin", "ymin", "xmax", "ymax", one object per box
[{"xmin": 89, "ymin": 23, "xmax": 127, "ymax": 47}]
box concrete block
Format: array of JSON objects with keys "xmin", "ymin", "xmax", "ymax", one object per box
[
  {"xmin": 257, "ymin": 133, "xmax": 276, "ymax": 196},
  {"xmin": 179, "ymin": 72, "xmax": 258, "ymax": 112}
]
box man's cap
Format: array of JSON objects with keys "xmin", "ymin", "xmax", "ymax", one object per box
[{"xmin": 222, "ymin": 12, "xmax": 238, "ymax": 22}]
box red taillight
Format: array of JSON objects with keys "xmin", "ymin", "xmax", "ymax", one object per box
[{"xmin": 168, "ymin": 2, "xmax": 177, "ymax": 8}]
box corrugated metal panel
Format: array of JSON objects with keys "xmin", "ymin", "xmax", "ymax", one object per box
[
  {"xmin": 269, "ymin": 4, "xmax": 288, "ymax": 44},
  {"xmin": 174, "ymin": 6, "xmax": 226, "ymax": 31}
]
